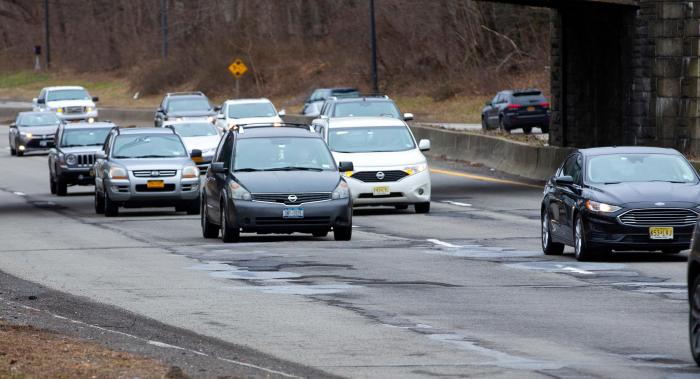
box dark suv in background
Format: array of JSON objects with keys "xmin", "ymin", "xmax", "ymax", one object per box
[
  {"xmin": 154, "ymin": 91, "xmax": 216, "ymax": 128},
  {"xmin": 481, "ymin": 89, "xmax": 550, "ymax": 134}
]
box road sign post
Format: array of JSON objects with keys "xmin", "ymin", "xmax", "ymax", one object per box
[{"xmin": 227, "ymin": 58, "xmax": 248, "ymax": 99}]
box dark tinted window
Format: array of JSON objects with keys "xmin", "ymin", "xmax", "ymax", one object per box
[
  {"xmin": 330, "ymin": 89, "xmax": 359, "ymax": 98},
  {"xmin": 587, "ymin": 154, "xmax": 697, "ymax": 184},
  {"xmin": 561, "ymin": 155, "xmax": 582, "ymax": 184},
  {"xmin": 512, "ymin": 91, "xmax": 545, "ymax": 105},
  {"xmin": 167, "ymin": 98, "xmax": 211, "ymax": 112}
]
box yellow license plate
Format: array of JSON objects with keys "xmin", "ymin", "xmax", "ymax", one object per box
[
  {"xmin": 372, "ymin": 186, "xmax": 390, "ymax": 196},
  {"xmin": 147, "ymin": 180, "xmax": 165, "ymax": 189},
  {"xmin": 527, "ymin": 106, "xmax": 535, "ymax": 112},
  {"xmin": 192, "ymin": 156, "xmax": 203, "ymax": 163},
  {"xmin": 649, "ymin": 227, "xmax": 673, "ymax": 240}
]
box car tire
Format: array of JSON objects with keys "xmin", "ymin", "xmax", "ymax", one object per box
[
  {"xmin": 574, "ymin": 215, "xmax": 596, "ymax": 261},
  {"xmin": 541, "ymin": 125, "xmax": 549, "ymax": 134},
  {"xmin": 9, "ymin": 141, "xmax": 16, "ymax": 156},
  {"xmin": 49, "ymin": 175, "xmax": 57, "ymax": 195},
  {"xmin": 95, "ymin": 191, "xmax": 105, "ymax": 214},
  {"xmin": 201, "ymin": 196, "xmax": 219, "ymax": 239},
  {"xmin": 690, "ymin": 274, "xmax": 700, "ymax": 366},
  {"xmin": 333, "ymin": 225, "xmax": 352, "ymax": 241},
  {"xmin": 56, "ymin": 176, "xmax": 67, "ymax": 196},
  {"xmin": 395, "ymin": 204, "xmax": 409, "ymax": 210},
  {"xmin": 16, "ymin": 149, "xmax": 23, "ymax": 157},
  {"xmin": 313, "ymin": 230, "xmax": 329, "ymax": 238},
  {"xmin": 541, "ymin": 212, "xmax": 564, "ymax": 255},
  {"xmin": 220, "ymin": 201, "xmax": 240, "ymax": 243},
  {"xmin": 415, "ymin": 202, "xmax": 430, "ymax": 214},
  {"xmin": 523, "ymin": 126, "xmax": 533, "ymax": 134},
  {"xmin": 186, "ymin": 196, "xmax": 200, "ymax": 215},
  {"xmin": 663, "ymin": 248, "xmax": 682, "ymax": 255},
  {"xmin": 104, "ymin": 193, "xmax": 119, "ymax": 217},
  {"xmin": 498, "ymin": 116, "xmax": 505, "ymax": 132}
]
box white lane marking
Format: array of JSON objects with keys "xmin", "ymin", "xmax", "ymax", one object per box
[
  {"xmin": 13, "ymin": 191, "xmax": 26, "ymax": 196},
  {"xmin": 0, "ymin": 296, "xmax": 302, "ymax": 379},
  {"xmin": 560, "ymin": 267, "xmax": 594, "ymax": 275},
  {"xmin": 427, "ymin": 239, "xmax": 462, "ymax": 248},
  {"xmin": 442, "ymin": 200, "xmax": 472, "ymax": 207}
]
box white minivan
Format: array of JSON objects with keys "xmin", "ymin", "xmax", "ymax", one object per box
[
  {"xmin": 214, "ymin": 98, "xmax": 284, "ymax": 131},
  {"xmin": 313, "ymin": 117, "xmax": 432, "ymax": 213}
]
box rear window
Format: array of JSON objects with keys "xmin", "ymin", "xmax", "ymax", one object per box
[
  {"xmin": 330, "ymin": 89, "xmax": 359, "ymax": 98},
  {"xmin": 512, "ymin": 92, "xmax": 546, "ymax": 105}
]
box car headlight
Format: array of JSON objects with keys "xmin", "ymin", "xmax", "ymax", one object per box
[
  {"xmin": 585, "ymin": 200, "xmax": 621, "ymax": 213},
  {"xmin": 207, "ymin": 116, "xmax": 215, "ymax": 123},
  {"xmin": 86, "ymin": 107, "xmax": 93, "ymax": 113},
  {"xmin": 404, "ymin": 162, "xmax": 428, "ymax": 176},
  {"xmin": 332, "ymin": 180, "xmax": 350, "ymax": 200},
  {"xmin": 228, "ymin": 181, "xmax": 252, "ymax": 200},
  {"xmin": 56, "ymin": 107, "xmax": 63, "ymax": 114},
  {"xmin": 182, "ymin": 165, "xmax": 199, "ymax": 178},
  {"xmin": 108, "ymin": 166, "xmax": 128, "ymax": 180},
  {"xmin": 20, "ymin": 132, "xmax": 33, "ymax": 139},
  {"xmin": 65, "ymin": 154, "xmax": 77, "ymax": 165}
]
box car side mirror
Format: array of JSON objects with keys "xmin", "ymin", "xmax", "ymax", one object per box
[
  {"xmin": 37, "ymin": 98, "xmax": 45, "ymax": 104},
  {"xmin": 9, "ymin": 123, "xmax": 16, "ymax": 128},
  {"xmin": 338, "ymin": 161, "xmax": 354, "ymax": 172},
  {"xmin": 278, "ymin": 109, "xmax": 286, "ymax": 117},
  {"xmin": 32, "ymin": 97, "xmax": 38, "ymax": 104},
  {"xmin": 217, "ymin": 113, "xmax": 225, "ymax": 119},
  {"xmin": 95, "ymin": 151, "xmax": 106, "ymax": 160},
  {"xmin": 157, "ymin": 107, "xmax": 164, "ymax": 113},
  {"xmin": 211, "ymin": 162, "xmax": 227, "ymax": 173},
  {"xmin": 214, "ymin": 106, "xmax": 221, "ymax": 112},
  {"xmin": 92, "ymin": 96, "xmax": 99, "ymax": 102},
  {"xmin": 418, "ymin": 139, "xmax": 431, "ymax": 151},
  {"xmin": 403, "ymin": 113, "xmax": 414, "ymax": 121},
  {"xmin": 554, "ymin": 175, "xmax": 574, "ymax": 186}
]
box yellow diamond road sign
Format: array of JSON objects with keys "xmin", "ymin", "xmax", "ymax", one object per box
[{"xmin": 228, "ymin": 59, "xmax": 248, "ymax": 79}]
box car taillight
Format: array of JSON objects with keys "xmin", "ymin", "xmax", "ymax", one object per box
[
  {"xmin": 540, "ymin": 101, "xmax": 550, "ymax": 109},
  {"xmin": 506, "ymin": 104, "xmax": 521, "ymax": 110}
]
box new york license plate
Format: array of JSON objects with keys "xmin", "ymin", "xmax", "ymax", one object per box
[
  {"xmin": 283, "ymin": 207, "xmax": 304, "ymax": 219},
  {"xmin": 372, "ymin": 186, "xmax": 390, "ymax": 196},
  {"xmin": 649, "ymin": 226, "xmax": 673, "ymax": 240},
  {"xmin": 527, "ymin": 106, "xmax": 535, "ymax": 112},
  {"xmin": 147, "ymin": 180, "xmax": 165, "ymax": 189}
]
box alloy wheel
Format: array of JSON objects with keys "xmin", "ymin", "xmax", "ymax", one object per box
[
  {"xmin": 575, "ymin": 219, "xmax": 583, "ymax": 258},
  {"xmin": 542, "ymin": 214, "xmax": 549, "ymax": 250}
]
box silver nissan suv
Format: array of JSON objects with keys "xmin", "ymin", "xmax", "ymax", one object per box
[{"xmin": 93, "ymin": 127, "xmax": 202, "ymax": 217}]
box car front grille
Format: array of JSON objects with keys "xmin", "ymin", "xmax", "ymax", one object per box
[
  {"xmin": 252, "ymin": 193, "xmax": 331, "ymax": 205},
  {"xmin": 132, "ymin": 170, "xmax": 177, "ymax": 178},
  {"xmin": 358, "ymin": 192, "xmax": 404, "ymax": 198},
  {"xmin": 75, "ymin": 153, "xmax": 95, "ymax": 167},
  {"xmin": 135, "ymin": 184, "xmax": 176, "ymax": 192},
  {"xmin": 351, "ymin": 170, "xmax": 408, "ymax": 182},
  {"xmin": 618, "ymin": 208, "xmax": 699, "ymax": 227},
  {"xmin": 65, "ymin": 106, "xmax": 85, "ymax": 114}
]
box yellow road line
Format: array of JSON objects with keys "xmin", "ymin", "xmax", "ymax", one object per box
[{"xmin": 430, "ymin": 168, "xmax": 542, "ymax": 189}]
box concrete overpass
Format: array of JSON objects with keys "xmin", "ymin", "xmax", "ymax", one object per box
[{"xmin": 490, "ymin": 0, "xmax": 700, "ymax": 155}]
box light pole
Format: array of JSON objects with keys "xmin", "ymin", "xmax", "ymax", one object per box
[
  {"xmin": 44, "ymin": 0, "xmax": 50, "ymax": 69},
  {"xmin": 369, "ymin": 0, "xmax": 378, "ymax": 94},
  {"xmin": 161, "ymin": 0, "xmax": 169, "ymax": 59}
]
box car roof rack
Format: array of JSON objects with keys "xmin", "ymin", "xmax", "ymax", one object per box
[
  {"xmin": 165, "ymin": 91, "xmax": 205, "ymax": 97},
  {"xmin": 236, "ymin": 122, "xmax": 312, "ymax": 133}
]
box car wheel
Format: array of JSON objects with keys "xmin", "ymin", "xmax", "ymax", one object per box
[
  {"xmin": 313, "ymin": 230, "xmax": 329, "ymax": 238},
  {"xmin": 662, "ymin": 248, "xmax": 682, "ymax": 255},
  {"xmin": 49, "ymin": 175, "xmax": 57, "ymax": 195},
  {"xmin": 94, "ymin": 191, "xmax": 105, "ymax": 214},
  {"xmin": 220, "ymin": 201, "xmax": 239, "ymax": 243},
  {"xmin": 691, "ymin": 274, "xmax": 700, "ymax": 366},
  {"xmin": 201, "ymin": 196, "xmax": 219, "ymax": 239},
  {"xmin": 9, "ymin": 141, "xmax": 16, "ymax": 156},
  {"xmin": 334, "ymin": 225, "xmax": 352, "ymax": 241},
  {"xmin": 574, "ymin": 216, "xmax": 595, "ymax": 261},
  {"xmin": 541, "ymin": 212, "xmax": 564, "ymax": 255},
  {"xmin": 523, "ymin": 126, "xmax": 533, "ymax": 134},
  {"xmin": 415, "ymin": 202, "xmax": 430, "ymax": 214},
  {"xmin": 16, "ymin": 149, "xmax": 24, "ymax": 157},
  {"xmin": 104, "ymin": 192, "xmax": 119, "ymax": 217},
  {"xmin": 395, "ymin": 204, "xmax": 409, "ymax": 210},
  {"xmin": 186, "ymin": 195, "xmax": 200, "ymax": 215},
  {"xmin": 541, "ymin": 125, "xmax": 549, "ymax": 134},
  {"xmin": 56, "ymin": 176, "xmax": 67, "ymax": 196}
]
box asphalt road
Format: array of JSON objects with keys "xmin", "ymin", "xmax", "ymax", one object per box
[{"xmin": 0, "ymin": 124, "xmax": 697, "ymax": 379}]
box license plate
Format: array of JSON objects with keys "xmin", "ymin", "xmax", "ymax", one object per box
[
  {"xmin": 527, "ymin": 106, "xmax": 535, "ymax": 112},
  {"xmin": 649, "ymin": 227, "xmax": 673, "ymax": 240},
  {"xmin": 39, "ymin": 140, "xmax": 48, "ymax": 147},
  {"xmin": 192, "ymin": 156, "xmax": 203, "ymax": 163},
  {"xmin": 147, "ymin": 180, "xmax": 165, "ymax": 189},
  {"xmin": 372, "ymin": 186, "xmax": 390, "ymax": 196},
  {"xmin": 283, "ymin": 207, "xmax": 304, "ymax": 219}
]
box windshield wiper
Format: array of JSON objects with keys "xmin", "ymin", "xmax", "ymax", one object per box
[
  {"xmin": 133, "ymin": 155, "xmax": 178, "ymax": 158},
  {"xmin": 603, "ymin": 181, "xmax": 621, "ymax": 185},
  {"xmin": 235, "ymin": 168, "xmax": 262, "ymax": 172},
  {"xmin": 265, "ymin": 166, "xmax": 323, "ymax": 171},
  {"xmin": 649, "ymin": 180, "xmax": 687, "ymax": 183}
]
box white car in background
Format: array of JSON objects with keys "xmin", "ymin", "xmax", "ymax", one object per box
[
  {"xmin": 33, "ymin": 86, "xmax": 99, "ymax": 122},
  {"xmin": 214, "ymin": 98, "xmax": 284, "ymax": 131},
  {"xmin": 163, "ymin": 120, "xmax": 222, "ymax": 171},
  {"xmin": 314, "ymin": 117, "xmax": 432, "ymax": 213}
]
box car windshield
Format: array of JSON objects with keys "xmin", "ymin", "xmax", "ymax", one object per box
[
  {"xmin": 61, "ymin": 128, "xmax": 111, "ymax": 147},
  {"xmin": 167, "ymin": 98, "xmax": 211, "ymax": 112},
  {"xmin": 587, "ymin": 153, "xmax": 698, "ymax": 184},
  {"xmin": 227, "ymin": 103, "xmax": 276, "ymax": 118},
  {"xmin": 234, "ymin": 137, "xmax": 336, "ymax": 172},
  {"xmin": 328, "ymin": 126, "xmax": 416, "ymax": 153},
  {"xmin": 47, "ymin": 89, "xmax": 90, "ymax": 101},
  {"xmin": 112, "ymin": 134, "xmax": 187, "ymax": 159},
  {"xmin": 19, "ymin": 113, "xmax": 60, "ymax": 126},
  {"xmin": 333, "ymin": 101, "xmax": 400, "ymax": 118},
  {"xmin": 171, "ymin": 122, "xmax": 219, "ymax": 137}
]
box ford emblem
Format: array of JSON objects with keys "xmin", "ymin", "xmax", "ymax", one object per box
[
  {"xmin": 376, "ymin": 171, "xmax": 385, "ymax": 180},
  {"xmin": 288, "ymin": 194, "xmax": 298, "ymax": 203}
]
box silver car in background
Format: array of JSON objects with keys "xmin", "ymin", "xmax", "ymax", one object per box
[
  {"xmin": 163, "ymin": 120, "xmax": 222, "ymax": 171},
  {"xmin": 93, "ymin": 127, "xmax": 202, "ymax": 217}
]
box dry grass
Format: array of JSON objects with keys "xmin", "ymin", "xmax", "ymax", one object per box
[{"xmin": 0, "ymin": 322, "xmax": 170, "ymax": 379}]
